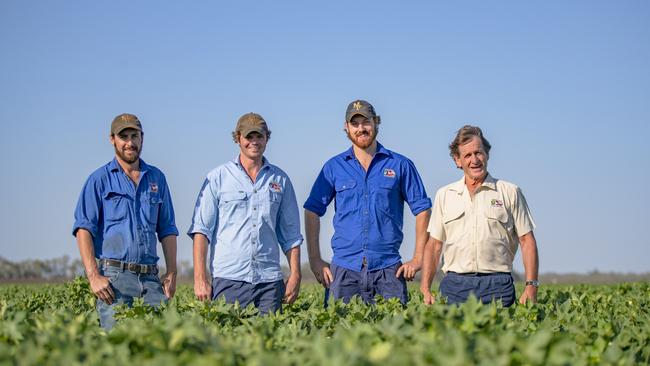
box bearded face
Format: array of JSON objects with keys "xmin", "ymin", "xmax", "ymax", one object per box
[{"xmin": 346, "ymin": 115, "xmax": 378, "ymax": 149}]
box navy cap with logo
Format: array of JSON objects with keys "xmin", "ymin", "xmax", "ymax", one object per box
[{"xmin": 345, "ymin": 100, "xmax": 377, "ymax": 123}]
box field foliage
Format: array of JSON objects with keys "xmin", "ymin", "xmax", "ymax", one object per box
[{"xmin": 1, "ymin": 280, "xmax": 649, "ymax": 365}]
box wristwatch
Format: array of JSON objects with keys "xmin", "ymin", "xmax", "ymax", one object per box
[{"xmin": 525, "ymin": 280, "xmax": 540, "ymax": 287}]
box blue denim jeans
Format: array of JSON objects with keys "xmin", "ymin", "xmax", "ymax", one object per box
[
  {"xmin": 211, "ymin": 278, "xmax": 285, "ymax": 315},
  {"xmin": 330, "ymin": 262, "xmax": 408, "ymax": 305},
  {"xmin": 440, "ymin": 272, "xmax": 515, "ymax": 307},
  {"xmin": 96, "ymin": 266, "xmax": 167, "ymax": 330}
]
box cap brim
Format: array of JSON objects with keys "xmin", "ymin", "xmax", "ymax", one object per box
[{"xmin": 241, "ymin": 127, "xmax": 267, "ymax": 137}]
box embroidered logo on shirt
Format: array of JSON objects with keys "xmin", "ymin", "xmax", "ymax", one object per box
[
  {"xmin": 383, "ymin": 168, "xmax": 396, "ymax": 178},
  {"xmin": 269, "ymin": 182, "xmax": 282, "ymax": 192},
  {"xmin": 150, "ymin": 183, "xmax": 158, "ymax": 193},
  {"xmin": 490, "ymin": 199, "xmax": 503, "ymax": 208}
]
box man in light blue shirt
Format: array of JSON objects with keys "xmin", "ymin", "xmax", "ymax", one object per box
[{"xmin": 189, "ymin": 113, "xmax": 303, "ymax": 314}]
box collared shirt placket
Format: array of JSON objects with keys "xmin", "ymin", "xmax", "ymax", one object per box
[
  {"xmin": 250, "ymin": 183, "xmax": 261, "ymax": 284},
  {"xmin": 355, "ymin": 159, "xmax": 371, "ymax": 269}
]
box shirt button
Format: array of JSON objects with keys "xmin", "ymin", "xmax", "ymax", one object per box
[
  {"xmin": 253, "ymin": 224, "xmax": 256, "ymax": 227},
  {"xmin": 253, "ymin": 207, "xmax": 257, "ymax": 211},
  {"xmin": 253, "ymin": 189, "xmax": 257, "ymax": 193}
]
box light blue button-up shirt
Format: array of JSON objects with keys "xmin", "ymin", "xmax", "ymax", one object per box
[{"xmin": 188, "ymin": 157, "xmax": 303, "ymax": 284}]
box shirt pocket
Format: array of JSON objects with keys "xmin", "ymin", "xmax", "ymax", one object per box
[
  {"xmin": 141, "ymin": 192, "xmax": 163, "ymax": 227},
  {"xmin": 268, "ymin": 190, "xmax": 283, "ymax": 219},
  {"xmin": 484, "ymin": 207, "xmax": 511, "ymax": 240},
  {"xmin": 442, "ymin": 204, "xmax": 465, "ymax": 243},
  {"xmin": 103, "ymin": 191, "xmax": 129, "ymax": 222},
  {"xmin": 219, "ymin": 191, "xmax": 249, "ymax": 221},
  {"xmin": 334, "ymin": 180, "xmax": 357, "ymax": 215},
  {"xmin": 376, "ymin": 178, "xmax": 398, "ymax": 215}
]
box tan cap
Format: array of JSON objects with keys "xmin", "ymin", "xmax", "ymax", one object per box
[
  {"xmin": 111, "ymin": 113, "xmax": 142, "ymax": 135},
  {"xmin": 345, "ymin": 100, "xmax": 377, "ymax": 123},
  {"xmin": 236, "ymin": 112, "xmax": 268, "ymax": 137}
]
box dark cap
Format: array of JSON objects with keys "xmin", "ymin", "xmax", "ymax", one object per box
[
  {"xmin": 345, "ymin": 100, "xmax": 377, "ymax": 123},
  {"xmin": 111, "ymin": 113, "xmax": 142, "ymax": 135},
  {"xmin": 236, "ymin": 112, "xmax": 269, "ymax": 137}
]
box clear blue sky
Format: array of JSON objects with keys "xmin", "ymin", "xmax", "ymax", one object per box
[{"xmin": 1, "ymin": 1, "xmax": 648, "ymax": 273}]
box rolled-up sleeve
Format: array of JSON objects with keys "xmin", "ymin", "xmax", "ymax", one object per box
[
  {"xmin": 187, "ymin": 175, "xmax": 219, "ymax": 243},
  {"xmin": 276, "ymin": 176, "xmax": 303, "ymax": 253},
  {"xmin": 72, "ymin": 176, "xmax": 101, "ymax": 238},
  {"xmin": 512, "ymin": 187, "xmax": 536, "ymax": 237},
  {"xmin": 400, "ymin": 159, "xmax": 432, "ymax": 216},
  {"xmin": 303, "ymin": 166, "xmax": 335, "ymax": 217},
  {"xmin": 156, "ymin": 174, "xmax": 179, "ymax": 240}
]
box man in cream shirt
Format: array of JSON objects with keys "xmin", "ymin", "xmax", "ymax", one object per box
[{"xmin": 420, "ymin": 125, "xmax": 539, "ymax": 306}]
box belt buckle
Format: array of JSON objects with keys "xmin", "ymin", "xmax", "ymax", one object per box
[
  {"xmin": 127, "ymin": 262, "xmax": 138, "ymax": 273},
  {"xmin": 362, "ymin": 257, "xmax": 367, "ymax": 266}
]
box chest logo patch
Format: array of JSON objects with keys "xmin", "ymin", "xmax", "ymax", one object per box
[
  {"xmin": 269, "ymin": 182, "xmax": 282, "ymax": 193},
  {"xmin": 383, "ymin": 168, "xmax": 396, "ymax": 178},
  {"xmin": 490, "ymin": 199, "xmax": 503, "ymax": 208},
  {"xmin": 150, "ymin": 183, "xmax": 158, "ymax": 193}
]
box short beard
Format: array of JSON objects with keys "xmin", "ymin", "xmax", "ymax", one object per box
[
  {"xmin": 114, "ymin": 145, "xmax": 140, "ymax": 164},
  {"xmin": 346, "ymin": 128, "xmax": 377, "ymax": 149}
]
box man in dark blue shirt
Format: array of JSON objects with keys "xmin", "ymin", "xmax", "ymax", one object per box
[
  {"xmin": 73, "ymin": 113, "xmax": 179, "ymax": 330},
  {"xmin": 304, "ymin": 100, "xmax": 432, "ymax": 304}
]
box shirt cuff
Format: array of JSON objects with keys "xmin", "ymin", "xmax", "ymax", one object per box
[
  {"xmin": 72, "ymin": 221, "xmax": 98, "ymax": 238},
  {"xmin": 280, "ymin": 237, "xmax": 303, "ymax": 253},
  {"xmin": 409, "ymin": 197, "xmax": 433, "ymax": 216},
  {"xmin": 187, "ymin": 225, "xmax": 213, "ymax": 244},
  {"xmin": 157, "ymin": 226, "xmax": 179, "ymax": 240},
  {"xmin": 303, "ymin": 199, "xmax": 327, "ymax": 217}
]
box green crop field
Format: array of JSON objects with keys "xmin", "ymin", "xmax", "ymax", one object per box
[{"xmin": 1, "ymin": 280, "xmax": 648, "ymax": 365}]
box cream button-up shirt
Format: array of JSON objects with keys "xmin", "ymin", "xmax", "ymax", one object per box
[{"xmin": 428, "ymin": 174, "xmax": 536, "ymax": 273}]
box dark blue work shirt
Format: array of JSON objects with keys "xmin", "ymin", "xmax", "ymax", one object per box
[
  {"xmin": 304, "ymin": 142, "xmax": 431, "ymax": 271},
  {"xmin": 72, "ymin": 158, "xmax": 179, "ymax": 265}
]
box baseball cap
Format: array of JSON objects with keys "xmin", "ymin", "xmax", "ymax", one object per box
[
  {"xmin": 111, "ymin": 113, "xmax": 142, "ymax": 135},
  {"xmin": 345, "ymin": 100, "xmax": 377, "ymax": 123},
  {"xmin": 236, "ymin": 112, "xmax": 269, "ymax": 137}
]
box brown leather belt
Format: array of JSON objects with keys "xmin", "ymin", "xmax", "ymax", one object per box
[{"xmin": 97, "ymin": 259, "xmax": 158, "ymax": 274}]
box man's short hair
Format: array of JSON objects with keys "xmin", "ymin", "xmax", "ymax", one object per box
[{"xmin": 449, "ymin": 125, "xmax": 491, "ymax": 159}]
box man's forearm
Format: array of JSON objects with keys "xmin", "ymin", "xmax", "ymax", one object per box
[
  {"xmin": 412, "ymin": 209, "xmax": 432, "ymax": 261},
  {"xmin": 193, "ymin": 234, "xmax": 209, "ymax": 280},
  {"xmin": 76, "ymin": 229, "xmax": 99, "ymax": 278},
  {"xmin": 304, "ymin": 210, "xmax": 322, "ymax": 261},
  {"xmin": 420, "ymin": 237, "xmax": 443, "ymax": 290},
  {"xmin": 160, "ymin": 235, "xmax": 177, "ymax": 273},
  {"xmin": 285, "ymin": 246, "xmax": 301, "ymax": 276},
  {"xmin": 520, "ymin": 232, "xmax": 539, "ymax": 281}
]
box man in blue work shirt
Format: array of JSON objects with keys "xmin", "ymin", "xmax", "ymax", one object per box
[
  {"xmin": 189, "ymin": 113, "xmax": 303, "ymax": 314},
  {"xmin": 304, "ymin": 100, "xmax": 432, "ymax": 304},
  {"xmin": 73, "ymin": 113, "xmax": 179, "ymax": 330}
]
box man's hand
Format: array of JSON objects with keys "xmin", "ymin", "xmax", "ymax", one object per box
[
  {"xmin": 283, "ymin": 273, "xmax": 301, "ymax": 304},
  {"xmin": 161, "ymin": 271, "xmax": 177, "ymax": 299},
  {"xmin": 88, "ymin": 272, "xmax": 115, "ymax": 305},
  {"xmin": 396, "ymin": 258, "xmax": 422, "ymax": 281},
  {"xmin": 194, "ymin": 276, "xmax": 212, "ymax": 301},
  {"xmin": 310, "ymin": 258, "xmax": 333, "ymax": 287},
  {"xmin": 420, "ymin": 287, "xmax": 436, "ymax": 305},
  {"xmin": 519, "ymin": 285, "xmax": 538, "ymax": 305}
]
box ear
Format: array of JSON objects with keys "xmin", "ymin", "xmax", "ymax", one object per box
[
  {"xmin": 110, "ymin": 134, "xmax": 116, "ymax": 146},
  {"xmin": 453, "ymin": 155, "xmax": 462, "ymax": 169}
]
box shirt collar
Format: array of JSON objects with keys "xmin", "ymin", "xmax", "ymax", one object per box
[
  {"xmin": 449, "ymin": 173, "xmax": 496, "ymax": 193},
  {"xmin": 109, "ymin": 157, "xmax": 148, "ymax": 173},
  {"xmin": 343, "ymin": 141, "xmax": 390, "ymax": 160},
  {"xmin": 232, "ymin": 155, "xmax": 270, "ymax": 171}
]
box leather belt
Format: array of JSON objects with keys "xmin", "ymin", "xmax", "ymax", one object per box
[
  {"xmin": 98, "ymin": 259, "xmax": 158, "ymax": 274},
  {"xmin": 448, "ymin": 271, "xmax": 511, "ymax": 277}
]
